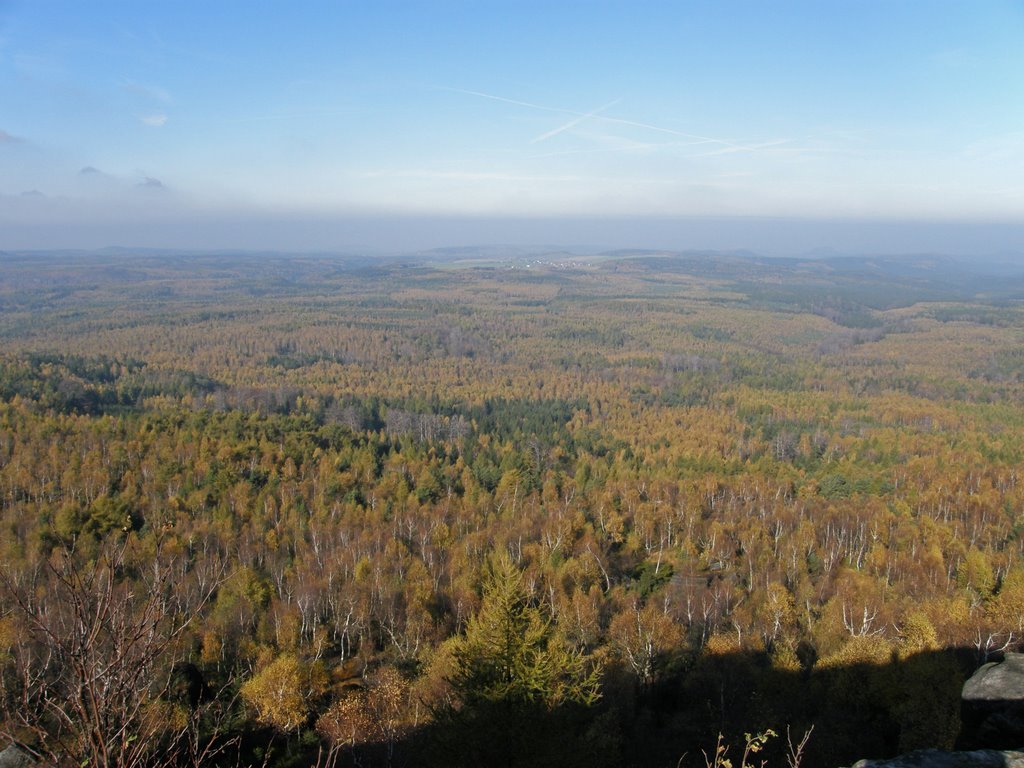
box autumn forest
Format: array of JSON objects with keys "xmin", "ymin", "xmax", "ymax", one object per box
[{"xmin": 3, "ymin": 248, "xmax": 1024, "ymax": 767}]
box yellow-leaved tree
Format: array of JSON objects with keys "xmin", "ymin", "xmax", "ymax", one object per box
[{"xmin": 241, "ymin": 653, "xmax": 327, "ymax": 733}]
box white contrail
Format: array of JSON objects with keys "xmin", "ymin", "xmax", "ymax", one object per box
[
  {"xmin": 596, "ymin": 115, "xmax": 748, "ymax": 149},
  {"xmin": 530, "ymin": 99, "xmax": 621, "ymax": 144},
  {"xmin": 443, "ymin": 87, "xmax": 578, "ymax": 116},
  {"xmin": 447, "ymin": 87, "xmax": 759, "ymax": 151}
]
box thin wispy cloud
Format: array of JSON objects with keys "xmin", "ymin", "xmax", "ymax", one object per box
[
  {"xmin": 359, "ymin": 168, "xmax": 677, "ymax": 186},
  {"xmin": 220, "ymin": 109, "xmax": 355, "ymax": 123},
  {"xmin": 930, "ymin": 47, "xmax": 978, "ymax": 69},
  {"xmin": 139, "ymin": 114, "xmax": 168, "ymax": 127},
  {"xmin": 74, "ymin": 165, "xmax": 171, "ymax": 197},
  {"xmin": 529, "ymin": 144, "xmax": 656, "ymax": 160},
  {"xmin": 964, "ymin": 132, "xmax": 1024, "ymax": 162},
  {"xmin": 531, "ymin": 99, "xmax": 621, "ymax": 144},
  {"xmin": 361, "ymin": 169, "xmax": 588, "ymax": 183},
  {"xmin": 149, "ymin": 30, "xmax": 242, "ymax": 66},
  {"xmin": 979, "ymin": 185, "xmax": 1024, "ymax": 198},
  {"xmin": 529, "ymin": 136, "xmax": 715, "ymax": 160},
  {"xmin": 689, "ymin": 139, "xmax": 792, "ymax": 158},
  {"xmin": 0, "ymin": 129, "xmax": 23, "ymax": 143},
  {"xmin": 122, "ymin": 81, "xmax": 171, "ymax": 103}
]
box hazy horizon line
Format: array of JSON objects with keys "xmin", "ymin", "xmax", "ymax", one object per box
[{"xmin": 4, "ymin": 212, "xmax": 1024, "ymax": 259}]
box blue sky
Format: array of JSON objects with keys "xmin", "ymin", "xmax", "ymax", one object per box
[{"xmin": 2, "ymin": 1, "xmax": 1024, "ymax": 252}]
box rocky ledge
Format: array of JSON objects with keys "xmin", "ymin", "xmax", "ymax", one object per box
[
  {"xmin": 848, "ymin": 653, "xmax": 1024, "ymax": 766},
  {"xmin": 849, "ymin": 748, "xmax": 1024, "ymax": 767},
  {"xmin": 961, "ymin": 653, "xmax": 1024, "ymax": 750}
]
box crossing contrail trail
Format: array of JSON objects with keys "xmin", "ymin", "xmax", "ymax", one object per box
[
  {"xmin": 445, "ymin": 87, "xmax": 759, "ymax": 151},
  {"xmin": 530, "ymin": 99, "xmax": 621, "ymax": 144}
]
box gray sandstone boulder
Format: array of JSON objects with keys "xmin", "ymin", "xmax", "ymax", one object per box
[
  {"xmin": 960, "ymin": 653, "xmax": 1024, "ymax": 750},
  {"xmin": 845, "ymin": 654, "xmax": 1024, "ymax": 766},
  {"xmin": 848, "ymin": 748, "xmax": 1024, "ymax": 767},
  {"xmin": 0, "ymin": 745, "xmax": 36, "ymax": 768},
  {"xmin": 963, "ymin": 654, "xmax": 1024, "ymax": 702}
]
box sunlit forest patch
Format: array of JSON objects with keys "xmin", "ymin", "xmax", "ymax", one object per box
[{"xmin": 2, "ymin": 251, "xmax": 1024, "ymax": 766}]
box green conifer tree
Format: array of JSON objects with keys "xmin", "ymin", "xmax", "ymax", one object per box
[{"xmin": 429, "ymin": 553, "xmax": 609, "ymax": 768}]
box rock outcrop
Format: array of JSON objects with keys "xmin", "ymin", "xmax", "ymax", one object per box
[
  {"xmin": 848, "ymin": 748, "xmax": 1024, "ymax": 767},
  {"xmin": 846, "ymin": 654, "xmax": 1024, "ymax": 766},
  {"xmin": 960, "ymin": 653, "xmax": 1024, "ymax": 750},
  {"xmin": 0, "ymin": 745, "xmax": 37, "ymax": 768}
]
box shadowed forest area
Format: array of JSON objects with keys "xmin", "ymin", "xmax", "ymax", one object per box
[
  {"xmin": 2, "ymin": 250, "xmax": 1024, "ymax": 766},
  {"xmin": 317, "ymin": 643, "xmax": 975, "ymax": 768}
]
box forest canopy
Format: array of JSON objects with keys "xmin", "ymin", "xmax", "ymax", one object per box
[{"xmin": 1, "ymin": 249, "xmax": 1024, "ymax": 767}]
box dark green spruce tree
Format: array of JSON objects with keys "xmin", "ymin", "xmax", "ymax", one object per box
[{"xmin": 428, "ymin": 554, "xmax": 614, "ymax": 768}]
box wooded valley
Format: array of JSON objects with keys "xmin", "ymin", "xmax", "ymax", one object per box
[{"xmin": 2, "ymin": 249, "xmax": 1024, "ymax": 767}]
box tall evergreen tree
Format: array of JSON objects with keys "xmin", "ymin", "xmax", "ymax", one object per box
[{"xmin": 429, "ymin": 554, "xmax": 609, "ymax": 768}]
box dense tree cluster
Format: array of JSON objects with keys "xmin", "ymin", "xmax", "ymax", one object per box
[{"xmin": 1, "ymin": 253, "xmax": 1023, "ymax": 766}]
